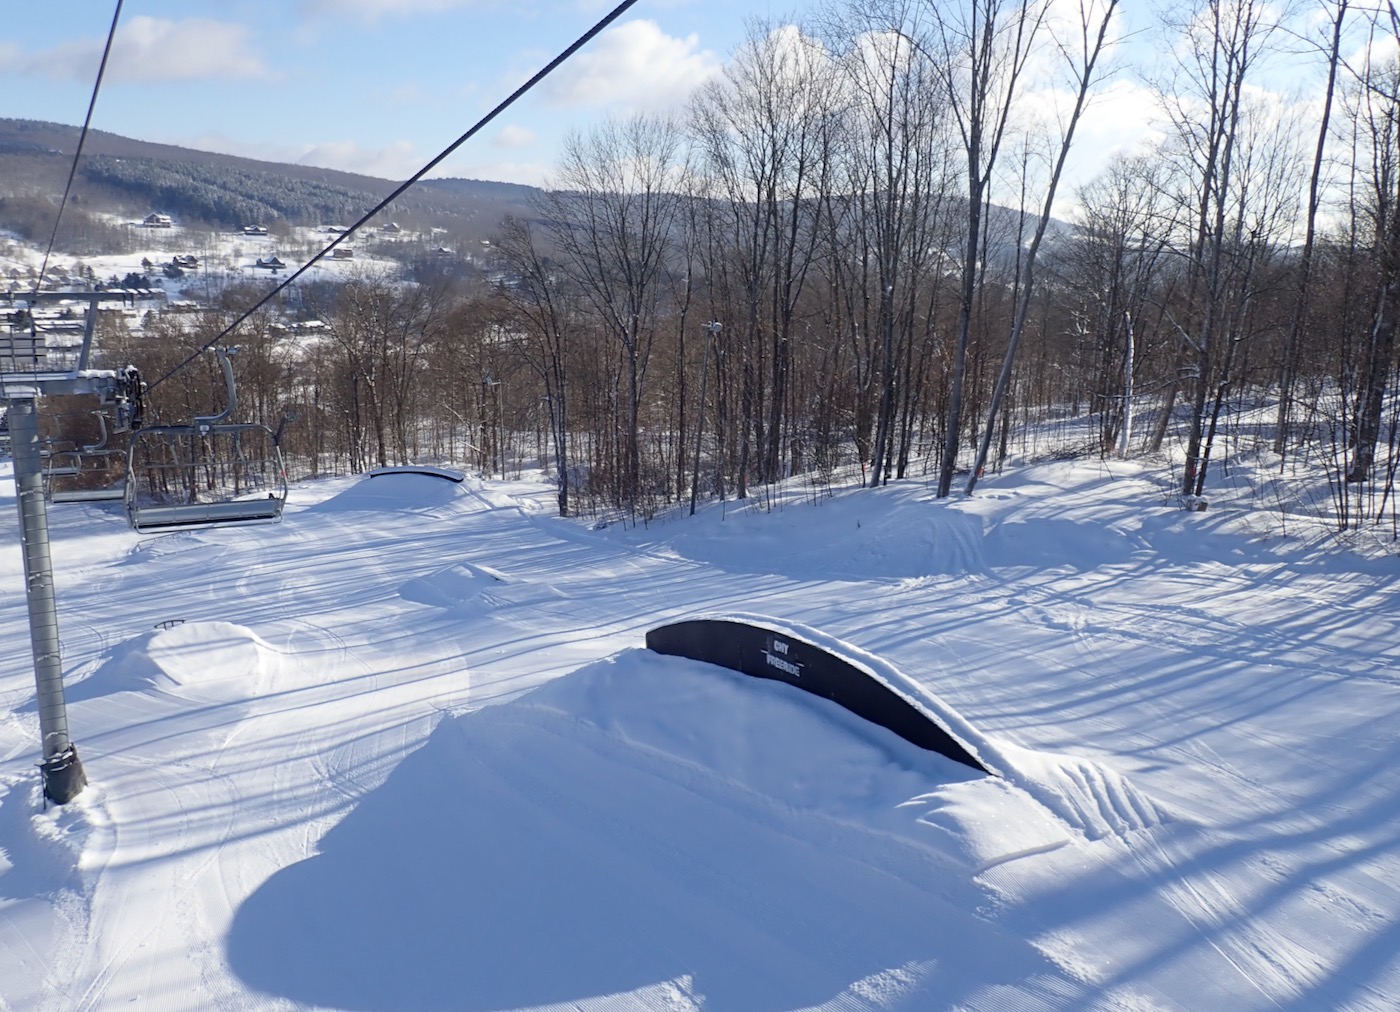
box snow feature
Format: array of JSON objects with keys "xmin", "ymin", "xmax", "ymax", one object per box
[
  {"xmin": 401, "ymin": 561, "xmax": 509, "ymax": 608},
  {"xmin": 227, "ymin": 648, "xmax": 1099, "ymax": 1011},
  {"xmin": 308, "ymin": 468, "xmax": 473, "ymax": 514},
  {"xmin": 30, "ymin": 621, "xmax": 283, "ymax": 708},
  {"xmin": 656, "ymin": 612, "xmax": 1164, "ymax": 842}
]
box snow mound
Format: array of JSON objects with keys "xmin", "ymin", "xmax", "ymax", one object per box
[
  {"xmin": 662, "ymin": 491, "xmax": 988, "ymax": 579},
  {"xmin": 228, "ymin": 649, "xmax": 1101, "ymax": 1010},
  {"xmin": 981, "ymin": 516, "xmax": 1149, "ymax": 571},
  {"xmin": 120, "ymin": 530, "xmax": 208, "ymax": 564},
  {"xmin": 400, "ymin": 561, "xmax": 508, "ymax": 608},
  {"xmin": 65, "ymin": 621, "xmax": 281, "ymax": 705},
  {"xmin": 692, "ymin": 613, "xmax": 1164, "ymax": 842},
  {"xmin": 308, "ymin": 470, "xmax": 471, "ymax": 514},
  {"xmin": 990, "ymin": 743, "xmax": 1165, "ymax": 841}
]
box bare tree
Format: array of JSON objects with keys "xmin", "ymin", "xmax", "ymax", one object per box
[
  {"xmin": 1152, "ymin": 0, "xmax": 1293, "ymax": 498},
  {"xmin": 690, "ymin": 22, "xmax": 841, "ymax": 494},
  {"xmin": 921, "ymin": 0, "xmax": 1052, "ymax": 497},
  {"xmin": 967, "ymin": 0, "xmax": 1121, "ymax": 493},
  {"xmin": 544, "ymin": 114, "xmax": 687, "ymax": 513},
  {"xmin": 1273, "ymin": 0, "xmax": 1348, "ymax": 456},
  {"xmin": 1343, "ymin": 6, "xmax": 1400, "ymax": 486},
  {"xmin": 494, "ymin": 215, "xmax": 580, "ymax": 514},
  {"xmin": 1063, "ymin": 152, "xmax": 1182, "ymax": 456},
  {"xmin": 820, "ymin": 2, "xmax": 960, "ymax": 488}
]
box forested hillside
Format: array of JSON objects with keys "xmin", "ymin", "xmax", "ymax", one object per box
[
  {"xmin": 0, "ymin": 118, "xmax": 538, "ymax": 238},
  {"xmin": 78, "ymin": 155, "xmax": 377, "ymax": 229}
]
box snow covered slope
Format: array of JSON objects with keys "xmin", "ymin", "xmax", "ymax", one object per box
[{"xmin": 1, "ymin": 458, "xmax": 1398, "ymax": 1010}]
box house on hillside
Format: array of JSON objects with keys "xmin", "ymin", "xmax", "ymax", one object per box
[
  {"xmin": 243, "ymin": 224, "xmax": 269, "ymax": 236},
  {"xmin": 330, "ymin": 248, "xmax": 354, "ymax": 260},
  {"xmin": 171, "ymin": 255, "xmax": 199, "ymax": 270},
  {"xmin": 143, "ymin": 213, "xmax": 173, "ymax": 228},
  {"xmin": 381, "ymin": 222, "xmax": 403, "ymax": 234},
  {"xmin": 253, "ymin": 255, "xmax": 286, "ymax": 271}
]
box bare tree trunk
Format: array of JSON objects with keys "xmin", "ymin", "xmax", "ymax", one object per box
[
  {"xmin": 1274, "ymin": 0, "xmax": 1347, "ymax": 456},
  {"xmin": 929, "ymin": 0, "xmax": 1048, "ymax": 497},
  {"xmin": 968, "ymin": 0, "xmax": 1119, "ymax": 494}
]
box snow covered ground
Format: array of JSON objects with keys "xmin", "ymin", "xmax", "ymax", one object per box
[
  {"xmin": 1, "ymin": 456, "xmax": 1398, "ymax": 1010},
  {"xmin": 1, "ymin": 220, "xmax": 410, "ymax": 305}
]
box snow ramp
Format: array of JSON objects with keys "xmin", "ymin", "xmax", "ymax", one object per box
[
  {"xmin": 306, "ymin": 468, "xmax": 471, "ymax": 514},
  {"xmin": 647, "ymin": 614, "xmax": 1163, "ymax": 842},
  {"xmin": 228, "ymin": 648, "xmax": 1105, "ymax": 1011},
  {"xmin": 44, "ymin": 620, "xmax": 282, "ymax": 707}
]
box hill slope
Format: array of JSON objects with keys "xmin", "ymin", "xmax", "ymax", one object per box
[{"xmin": 0, "ymin": 117, "xmax": 540, "ymax": 239}]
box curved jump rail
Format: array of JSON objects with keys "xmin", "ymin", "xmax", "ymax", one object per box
[
  {"xmin": 367, "ymin": 465, "xmax": 466, "ymax": 482},
  {"xmin": 645, "ymin": 618, "xmax": 991, "ymax": 773}
]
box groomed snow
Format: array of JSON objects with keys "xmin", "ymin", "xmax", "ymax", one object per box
[{"xmin": 2, "ymin": 458, "xmax": 1399, "ymax": 1010}]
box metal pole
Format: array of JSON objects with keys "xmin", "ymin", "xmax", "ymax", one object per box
[
  {"xmin": 8, "ymin": 396, "xmax": 87, "ymax": 803},
  {"xmin": 689, "ymin": 322, "xmax": 721, "ymax": 516}
]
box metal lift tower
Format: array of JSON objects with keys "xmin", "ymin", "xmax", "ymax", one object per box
[{"xmin": 2, "ymin": 291, "xmax": 140, "ymax": 803}]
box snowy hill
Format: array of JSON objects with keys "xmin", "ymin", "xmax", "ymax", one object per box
[
  {"xmin": 0, "ymin": 117, "xmax": 539, "ymax": 240},
  {"xmin": 1, "ymin": 459, "xmax": 1399, "ymax": 1010}
]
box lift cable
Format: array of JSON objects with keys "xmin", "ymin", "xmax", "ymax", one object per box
[
  {"xmin": 146, "ymin": 0, "xmax": 641, "ymax": 394},
  {"xmin": 34, "ymin": 0, "xmax": 125, "ymax": 296}
]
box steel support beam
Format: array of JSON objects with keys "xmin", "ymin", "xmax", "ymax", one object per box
[{"xmin": 7, "ymin": 397, "xmax": 86, "ymax": 803}]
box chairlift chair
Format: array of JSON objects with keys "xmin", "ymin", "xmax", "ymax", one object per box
[
  {"xmin": 124, "ymin": 349, "xmax": 287, "ymax": 533},
  {"xmin": 42, "ymin": 368, "xmax": 142, "ymax": 504},
  {"xmin": 45, "ymin": 411, "xmax": 128, "ymax": 503}
]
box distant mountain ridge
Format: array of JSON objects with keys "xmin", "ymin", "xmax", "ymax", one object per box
[{"xmin": 0, "ymin": 118, "xmax": 541, "ymax": 243}]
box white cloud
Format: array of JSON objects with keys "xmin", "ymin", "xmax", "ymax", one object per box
[
  {"xmin": 443, "ymin": 157, "xmax": 552, "ymax": 186},
  {"xmin": 387, "ymin": 83, "xmax": 431, "ymax": 107},
  {"xmin": 11, "ymin": 17, "xmax": 268, "ymax": 83},
  {"xmin": 493, "ymin": 124, "xmax": 537, "ymax": 149},
  {"xmin": 302, "ymin": 0, "xmax": 476, "ymax": 22},
  {"xmin": 1072, "ymin": 78, "xmax": 1167, "ymax": 162},
  {"xmin": 544, "ymin": 19, "xmax": 721, "ymax": 112},
  {"xmin": 1042, "ymin": 77, "xmax": 1170, "ymax": 220},
  {"xmin": 294, "ymin": 139, "xmax": 423, "ymax": 179},
  {"xmin": 156, "ymin": 131, "xmax": 421, "ymax": 180}
]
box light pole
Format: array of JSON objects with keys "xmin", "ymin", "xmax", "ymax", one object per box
[{"xmin": 689, "ymin": 321, "xmax": 721, "ymax": 516}]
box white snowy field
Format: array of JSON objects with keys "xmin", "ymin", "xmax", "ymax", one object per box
[
  {"xmin": 1, "ymin": 455, "xmax": 1398, "ymax": 1011},
  {"xmin": 1, "ymin": 220, "xmax": 407, "ymax": 304}
]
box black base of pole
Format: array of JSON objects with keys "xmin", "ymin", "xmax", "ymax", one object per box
[{"xmin": 41, "ymin": 745, "xmax": 88, "ymax": 805}]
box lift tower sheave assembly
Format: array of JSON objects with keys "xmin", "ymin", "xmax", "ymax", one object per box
[{"xmin": 3, "ymin": 291, "xmax": 142, "ymax": 804}]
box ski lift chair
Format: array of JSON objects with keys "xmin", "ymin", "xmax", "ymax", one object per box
[
  {"xmin": 124, "ymin": 349, "xmax": 287, "ymax": 533},
  {"xmin": 45, "ymin": 411, "xmax": 128, "ymax": 503}
]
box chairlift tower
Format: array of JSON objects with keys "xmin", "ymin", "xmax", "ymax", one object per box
[{"xmin": 2, "ymin": 291, "xmax": 141, "ymax": 803}]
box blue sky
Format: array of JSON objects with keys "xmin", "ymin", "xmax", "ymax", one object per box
[
  {"xmin": 0, "ymin": 2, "xmax": 1344, "ymax": 203},
  {"xmin": 1, "ymin": 1, "xmax": 787, "ymax": 185}
]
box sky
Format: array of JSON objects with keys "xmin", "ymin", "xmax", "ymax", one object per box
[
  {"xmin": 3, "ymin": 436, "xmax": 1400, "ymax": 1008},
  {"xmin": 0, "ymin": 1, "xmax": 797, "ymax": 186},
  {"xmin": 0, "ymin": 1, "xmax": 1182, "ymax": 191},
  {"xmin": 0, "ymin": 3, "xmax": 1358, "ymax": 216}
]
